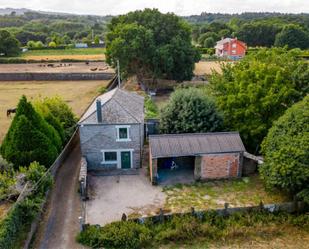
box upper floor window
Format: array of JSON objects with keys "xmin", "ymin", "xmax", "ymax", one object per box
[
  {"xmin": 232, "ymin": 43, "xmax": 237, "ymax": 48},
  {"xmin": 116, "ymin": 125, "xmax": 131, "ymax": 141}
]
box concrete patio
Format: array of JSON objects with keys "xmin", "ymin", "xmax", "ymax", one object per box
[{"xmin": 86, "ymin": 172, "xmax": 166, "ymax": 225}]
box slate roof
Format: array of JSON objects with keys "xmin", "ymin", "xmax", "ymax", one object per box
[
  {"xmin": 149, "ymin": 132, "xmax": 246, "ymax": 159},
  {"xmin": 79, "ymin": 88, "xmax": 144, "ymax": 124}
]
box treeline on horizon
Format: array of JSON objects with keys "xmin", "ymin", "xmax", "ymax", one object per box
[{"xmin": 0, "ymin": 10, "xmax": 309, "ymax": 49}]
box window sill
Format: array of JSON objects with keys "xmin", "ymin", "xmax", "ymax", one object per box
[
  {"xmin": 116, "ymin": 139, "xmax": 131, "ymax": 142},
  {"xmin": 101, "ymin": 161, "xmax": 118, "ymax": 164}
]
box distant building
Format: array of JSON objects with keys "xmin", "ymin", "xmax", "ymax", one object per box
[
  {"xmin": 215, "ymin": 38, "xmax": 247, "ymax": 60},
  {"xmin": 75, "ymin": 43, "xmax": 88, "ymax": 48}
]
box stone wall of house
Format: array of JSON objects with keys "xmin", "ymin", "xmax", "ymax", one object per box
[
  {"xmin": 79, "ymin": 123, "xmax": 142, "ymax": 170},
  {"xmin": 200, "ymin": 153, "xmax": 240, "ymax": 179}
]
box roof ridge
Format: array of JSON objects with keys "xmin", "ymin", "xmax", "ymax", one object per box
[{"xmin": 149, "ymin": 132, "xmax": 240, "ymax": 138}]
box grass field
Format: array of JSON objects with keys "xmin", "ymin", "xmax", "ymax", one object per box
[
  {"xmin": 21, "ymin": 48, "xmax": 106, "ymax": 61},
  {"xmin": 194, "ymin": 61, "xmax": 226, "ymax": 75},
  {"xmin": 163, "ymin": 175, "xmax": 289, "ymax": 213},
  {"xmin": 0, "ymin": 80, "xmax": 110, "ymax": 143}
]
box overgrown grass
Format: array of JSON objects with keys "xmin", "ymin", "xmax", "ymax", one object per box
[
  {"xmin": 77, "ymin": 210, "xmax": 309, "ymax": 249},
  {"xmin": 163, "ymin": 175, "xmax": 289, "ymax": 213}
]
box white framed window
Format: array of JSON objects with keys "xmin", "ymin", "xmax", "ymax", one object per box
[
  {"xmin": 232, "ymin": 43, "xmax": 237, "ymax": 48},
  {"xmin": 232, "ymin": 49, "xmax": 236, "ymax": 54},
  {"xmin": 101, "ymin": 149, "xmax": 134, "ymax": 169},
  {"xmin": 116, "ymin": 125, "xmax": 131, "ymax": 142},
  {"xmin": 101, "ymin": 150, "xmax": 118, "ymax": 164}
]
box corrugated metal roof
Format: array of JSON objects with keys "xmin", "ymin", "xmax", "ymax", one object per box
[
  {"xmin": 79, "ymin": 88, "xmax": 144, "ymax": 124},
  {"xmin": 149, "ymin": 132, "xmax": 246, "ymax": 158}
]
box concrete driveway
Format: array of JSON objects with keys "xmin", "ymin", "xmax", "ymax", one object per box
[{"xmin": 86, "ymin": 172, "xmax": 166, "ymax": 225}]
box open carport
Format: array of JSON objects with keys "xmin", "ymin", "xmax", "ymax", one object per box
[
  {"xmin": 149, "ymin": 132, "xmax": 246, "ymax": 185},
  {"xmin": 156, "ymin": 156, "xmax": 195, "ymax": 185}
]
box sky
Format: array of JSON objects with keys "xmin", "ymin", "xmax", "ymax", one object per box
[{"xmin": 0, "ymin": 0, "xmax": 308, "ymax": 16}]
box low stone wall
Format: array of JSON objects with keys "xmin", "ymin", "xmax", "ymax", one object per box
[
  {"xmin": 79, "ymin": 157, "xmax": 88, "ymax": 200},
  {"xmin": 129, "ymin": 201, "xmax": 307, "ymax": 224},
  {"xmin": 0, "ymin": 72, "xmax": 114, "ymax": 81}
]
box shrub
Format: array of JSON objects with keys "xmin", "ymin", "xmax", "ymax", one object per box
[
  {"xmin": 78, "ymin": 221, "xmax": 152, "ymax": 249},
  {"xmin": 160, "ymin": 88, "xmax": 223, "ymax": 134},
  {"xmin": 0, "ymin": 161, "xmax": 52, "ymax": 249},
  {"xmin": 260, "ymin": 95, "xmax": 309, "ymax": 202},
  {"xmin": 77, "ymin": 211, "xmax": 309, "ymax": 248},
  {"xmin": 39, "ymin": 96, "xmax": 77, "ymax": 142},
  {"xmin": 145, "ymin": 96, "xmax": 159, "ymax": 119},
  {"xmin": 48, "ymin": 41, "xmax": 57, "ymax": 48}
]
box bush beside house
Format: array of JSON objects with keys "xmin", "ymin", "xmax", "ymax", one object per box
[
  {"xmin": 260, "ymin": 95, "xmax": 309, "ymax": 204},
  {"xmin": 160, "ymin": 88, "xmax": 223, "ymax": 134}
]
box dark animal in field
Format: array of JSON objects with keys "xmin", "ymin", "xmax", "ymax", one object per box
[
  {"xmin": 90, "ymin": 68, "xmax": 98, "ymax": 71},
  {"xmin": 85, "ymin": 61, "xmax": 89, "ymax": 65},
  {"xmin": 7, "ymin": 108, "xmax": 17, "ymax": 117}
]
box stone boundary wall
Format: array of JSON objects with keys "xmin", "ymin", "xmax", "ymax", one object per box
[
  {"xmin": 128, "ymin": 201, "xmax": 307, "ymax": 224},
  {"xmin": 0, "ymin": 72, "xmax": 114, "ymax": 81}
]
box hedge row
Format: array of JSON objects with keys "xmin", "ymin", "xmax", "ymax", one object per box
[
  {"xmin": 77, "ymin": 210, "xmax": 309, "ymax": 249},
  {"xmin": 0, "ymin": 196, "xmax": 43, "ymax": 249}
]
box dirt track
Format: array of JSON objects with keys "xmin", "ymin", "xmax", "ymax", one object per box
[{"xmin": 33, "ymin": 144, "xmax": 86, "ymax": 249}]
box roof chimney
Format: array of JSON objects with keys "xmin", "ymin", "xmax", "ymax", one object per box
[{"xmin": 96, "ymin": 99, "xmax": 102, "ymax": 123}]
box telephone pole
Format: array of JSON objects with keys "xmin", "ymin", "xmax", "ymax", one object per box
[{"xmin": 117, "ymin": 60, "xmax": 121, "ymax": 88}]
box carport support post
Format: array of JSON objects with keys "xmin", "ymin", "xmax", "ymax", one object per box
[{"xmin": 151, "ymin": 158, "xmax": 158, "ymax": 185}]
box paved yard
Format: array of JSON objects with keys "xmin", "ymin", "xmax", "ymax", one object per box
[{"xmin": 86, "ymin": 172, "xmax": 166, "ymax": 225}]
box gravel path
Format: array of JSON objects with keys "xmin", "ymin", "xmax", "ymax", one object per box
[{"xmin": 33, "ymin": 144, "xmax": 86, "ymax": 249}]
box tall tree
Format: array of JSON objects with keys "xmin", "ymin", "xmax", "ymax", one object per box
[
  {"xmin": 1, "ymin": 96, "xmax": 61, "ymax": 168},
  {"xmin": 0, "ymin": 30, "xmax": 20, "ymax": 56},
  {"xmin": 209, "ymin": 48, "xmax": 309, "ymax": 152},
  {"xmin": 275, "ymin": 24, "xmax": 309, "ymax": 49},
  {"xmin": 160, "ymin": 88, "xmax": 223, "ymax": 134},
  {"xmin": 260, "ymin": 95, "xmax": 309, "ymax": 203},
  {"xmin": 234, "ymin": 22, "xmax": 281, "ymax": 47},
  {"xmin": 105, "ymin": 9, "xmax": 201, "ymax": 82}
]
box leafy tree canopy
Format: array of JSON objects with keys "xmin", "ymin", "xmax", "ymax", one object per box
[
  {"xmin": 275, "ymin": 24, "xmax": 309, "ymax": 49},
  {"xmin": 160, "ymin": 88, "xmax": 223, "ymax": 134},
  {"xmin": 209, "ymin": 48, "xmax": 309, "ymax": 152},
  {"xmin": 105, "ymin": 8, "xmax": 201, "ymax": 82},
  {"xmin": 0, "ymin": 29, "xmax": 20, "ymax": 56},
  {"xmin": 260, "ymin": 95, "xmax": 309, "ymax": 203}
]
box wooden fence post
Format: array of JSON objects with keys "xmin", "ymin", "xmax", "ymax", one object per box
[
  {"xmin": 159, "ymin": 208, "xmax": 164, "ymax": 223},
  {"xmin": 122, "ymin": 213, "xmax": 127, "ymax": 221},
  {"xmin": 224, "ymin": 203, "xmax": 229, "ymax": 216},
  {"xmin": 191, "ymin": 207, "xmax": 195, "ymax": 216}
]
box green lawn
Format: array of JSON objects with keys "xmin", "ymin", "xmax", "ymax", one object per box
[
  {"xmin": 163, "ymin": 175, "xmax": 289, "ymax": 213},
  {"xmin": 21, "ymin": 47, "xmax": 105, "ymax": 56}
]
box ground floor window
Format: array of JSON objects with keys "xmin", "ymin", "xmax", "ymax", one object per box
[
  {"xmin": 101, "ymin": 149, "xmax": 134, "ymax": 169},
  {"xmin": 102, "ymin": 151, "xmax": 118, "ymax": 164}
]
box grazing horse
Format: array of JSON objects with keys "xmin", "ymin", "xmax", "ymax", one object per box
[{"xmin": 7, "ymin": 108, "xmax": 17, "ymax": 117}]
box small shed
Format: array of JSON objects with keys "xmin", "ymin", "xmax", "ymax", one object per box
[{"xmin": 149, "ymin": 132, "xmax": 246, "ymax": 185}]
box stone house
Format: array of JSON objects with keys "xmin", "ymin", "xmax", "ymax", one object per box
[
  {"xmin": 149, "ymin": 132, "xmax": 246, "ymax": 185},
  {"xmin": 78, "ymin": 88, "xmax": 144, "ymax": 170}
]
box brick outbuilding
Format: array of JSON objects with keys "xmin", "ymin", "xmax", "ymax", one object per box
[{"xmin": 149, "ymin": 132, "xmax": 246, "ymax": 185}]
